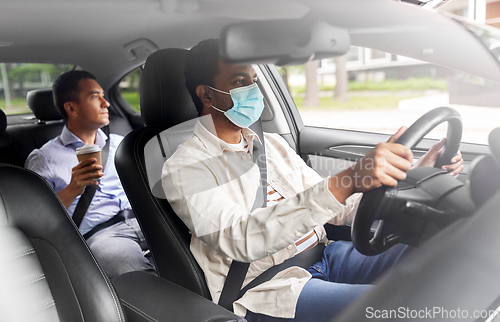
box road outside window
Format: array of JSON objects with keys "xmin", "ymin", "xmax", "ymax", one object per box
[
  {"xmin": 0, "ymin": 63, "xmax": 73, "ymax": 116},
  {"xmin": 280, "ymin": 46, "xmax": 500, "ymax": 145}
]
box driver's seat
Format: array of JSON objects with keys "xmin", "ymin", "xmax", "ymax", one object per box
[
  {"xmin": 115, "ymin": 48, "xmax": 323, "ymax": 307},
  {"xmin": 115, "ymin": 48, "xmax": 211, "ymax": 299},
  {"xmin": 115, "ymin": 47, "xmax": 272, "ymax": 304}
]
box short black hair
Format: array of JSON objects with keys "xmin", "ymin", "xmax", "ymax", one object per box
[
  {"xmin": 52, "ymin": 70, "xmax": 96, "ymax": 120},
  {"xmin": 184, "ymin": 39, "xmax": 221, "ymax": 116}
]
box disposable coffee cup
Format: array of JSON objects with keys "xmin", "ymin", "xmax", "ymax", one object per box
[{"xmin": 76, "ymin": 144, "xmax": 102, "ymax": 166}]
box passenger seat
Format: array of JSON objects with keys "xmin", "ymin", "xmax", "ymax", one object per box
[{"xmin": 0, "ymin": 163, "xmax": 244, "ymax": 322}]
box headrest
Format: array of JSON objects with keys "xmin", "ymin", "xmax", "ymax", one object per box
[
  {"xmin": 140, "ymin": 48, "xmax": 198, "ymax": 128},
  {"xmin": 0, "ymin": 108, "xmax": 6, "ymax": 132},
  {"xmin": 27, "ymin": 89, "xmax": 63, "ymax": 122},
  {"xmin": 468, "ymin": 155, "xmax": 500, "ymax": 208}
]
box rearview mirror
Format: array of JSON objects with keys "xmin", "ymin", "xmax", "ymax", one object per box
[{"xmin": 220, "ymin": 19, "xmax": 350, "ymax": 66}]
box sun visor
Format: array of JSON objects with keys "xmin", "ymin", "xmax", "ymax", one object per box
[{"xmin": 220, "ymin": 19, "xmax": 350, "ymax": 66}]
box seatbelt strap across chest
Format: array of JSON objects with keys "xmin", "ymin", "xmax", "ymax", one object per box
[
  {"xmin": 218, "ymin": 119, "xmax": 267, "ymax": 312},
  {"xmin": 72, "ymin": 126, "xmax": 110, "ymax": 228}
]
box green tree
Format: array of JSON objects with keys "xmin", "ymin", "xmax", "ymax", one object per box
[
  {"xmin": 277, "ymin": 65, "xmax": 305, "ymax": 95},
  {"xmin": 334, "ymin": 55, "xmax": 349, "ymax": 102},
  {"xmin": 303, "ymin": 60, "xmax": 320, "ymax": 107},
  {"xmin": 7, "ymin": 63, "xmax": 70, "ymax": 97}
]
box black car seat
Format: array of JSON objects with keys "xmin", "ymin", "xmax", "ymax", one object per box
[
  {"xmin": 0, "ymin": 164, "xmax": 126, "ymax": 322},
  {"xmin": 115, "ymin": 48, "xmax": 325, "ymax": 309},
  {"xmin": 6, "ymin": 89, "xmax": 66, "ymax": 166},
  {"xmin": 468, "ymin": 128, "xmax": 500, "ymax": 208},
  {"xmin": 0, "ymin": 108, "xmax": 20, "ymax": 165},
  {"xmin": 115, "ymin": 48, "xmax": 272, "ymax": 302},
  {"xmin": 0, "ymin": 163, "xmax": 245, "ymax": 322},
  {"xmin": 115, "ymin": 48, "xmax": 211, "ymax": 299}
]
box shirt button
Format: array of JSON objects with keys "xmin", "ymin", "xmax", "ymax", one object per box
[
  {"xmin": 295, "ymin": 232, "xmax": 302, "ymax": 238},
  {"xmin": 287, "ymin": 245, "xmax": 293, "ymax": 250}
]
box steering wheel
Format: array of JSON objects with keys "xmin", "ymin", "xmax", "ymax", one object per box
[{"xmin": 351, "ymin": 107, "xmax": 463, "ymax": 256}]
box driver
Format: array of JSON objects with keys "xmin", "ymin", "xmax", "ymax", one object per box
[{"xmin": 162, "ymin": 39, "xmax": 464, "ymax": 322}]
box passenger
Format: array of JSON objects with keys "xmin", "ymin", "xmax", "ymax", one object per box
[
  {"xmin": 162, "ymin": 39, "xmax": 464, "ymax": 321},
  {"xmin": 26, "ymin": 71, "xmax": 156, "ymax": 279}
]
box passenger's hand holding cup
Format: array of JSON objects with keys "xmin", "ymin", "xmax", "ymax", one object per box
[
  {"xmin": 63, "ymin": 145, "xmax": 104, "ymax": 199},
  {"xmin": 76, "ymin": 144, "xmax": 101, "ymax": 166},
  {"xmin": 76, "ymin": 144, "xmax": 103, "ymax": 182}
]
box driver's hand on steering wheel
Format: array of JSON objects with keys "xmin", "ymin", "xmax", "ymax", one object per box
[
  {"xmin": 329, "ymin": 127, "xmax": 414, "ymax": 203},
  {"xmin": 412, "ymin": 137, "xmax": 464, "ymax": 178},
  {"xmin": 353, "ymin": 126, "xmax": 414, "ymax": 191}
]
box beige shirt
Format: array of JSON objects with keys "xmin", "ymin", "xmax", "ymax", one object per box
[{"xmin": 162, "ymin": 117, "xmax": 361, "ymax": 318}]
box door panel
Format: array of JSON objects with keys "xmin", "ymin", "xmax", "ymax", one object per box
[{"xmin": 299, "ymin": 126, "xmax": 490, "ymax": 180}]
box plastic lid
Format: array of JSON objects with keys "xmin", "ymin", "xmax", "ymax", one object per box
[{"xmin": 76, "ymin": 144, "xmax": 101, "ymax": 155}]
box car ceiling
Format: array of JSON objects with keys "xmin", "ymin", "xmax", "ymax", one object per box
[{"xmin": 1, "ymin": 0, "xmax": 499, "ymax": 89}]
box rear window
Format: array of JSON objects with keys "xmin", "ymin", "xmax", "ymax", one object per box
[
  {"xmin": 0, "ymin": 63, "xmax": 74, "ymax": 116},
  {"xmin": 118, "ymin": 66, "xmax": 142, "ymax": 113}
]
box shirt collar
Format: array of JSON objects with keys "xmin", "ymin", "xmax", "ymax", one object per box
[
  {"xmin": 60, "ymin": 125, "xmax": 108, "ymax": 149},
  {"xmin": 193, "ymin": 116, "xmax": 262, "ymax": 156}
]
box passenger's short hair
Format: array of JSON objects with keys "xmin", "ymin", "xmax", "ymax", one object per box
[
  {"xmin": 52, "ymin": 70, "xmax": 96, "ymax": 120},
  {"xmin": 184, "ymin": 39, "xmax": 220, "ymax": 116}
]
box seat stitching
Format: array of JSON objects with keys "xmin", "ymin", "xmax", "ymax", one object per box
[
  {"xmin": 30, "ymin": 237, "xmax": 85, "ymax": 322},
  {"xmin": 23, "ymin": 300, "xmax": 56, "ymax": 318},
  {"xmin": 91, "ymin": 254, "xmax": 126, "ymax": 322},
  {"xmin": 33, "ymin": 235, "xmax": 125, "ymax": 321},
  {"xmin": 1, "ymin": 248, "xmax": 35, "ymax": 262},
  {"xmin": 121, "ymin": 299, "xmax": 159, "ymax": 322},
  {"xmin": 24, "ymin": 164, "xmax": 126, "ymax": 322},
  {"xmin": 2, "ymin": 164, "xmax": 124, "ymax": 321},
  {"xmin": 16, "ymin": 273, "xmax": 46, "ymax": 289}
]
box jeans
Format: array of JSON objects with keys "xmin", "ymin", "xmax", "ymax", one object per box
[
  {"xmin": 86, "ymin": 218, "xmax": 157, "ymax": 279},
  {"xmin": 245, "ymin": 241, "xmax": 410, "ymax": 322}
]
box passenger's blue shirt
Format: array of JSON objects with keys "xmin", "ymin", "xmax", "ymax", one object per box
[{"xmin": 25, "ymin": 125, "xmax": 131, "ymax": 235}]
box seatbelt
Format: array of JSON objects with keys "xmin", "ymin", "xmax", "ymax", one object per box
[
  {"xmin": 156, "ymin": 119, "xmax": 319, "ymax": 311},
  {"xmin": 218, "ymin": 119, "xmax": 267, "ymax": 312},
  {"xmin": 238, "ymin": 243, "xmax": 325, "ymax": 300},
  {"xmin": 72, "ymin": 126, "xmax": 110, "ymax": 228},
  {"xmin": 217, "ymin": 120, "xmax": 325, "ymax": 311}
]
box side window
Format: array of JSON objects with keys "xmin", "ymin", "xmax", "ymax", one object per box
[
  {"xmin": 118, "ymin": 67, "xmax": 142, "ymax": 113},
  {"xmin": 279, "ymin": 46, "xmax": 499, "ymax": 145},
  {"xmin": 0, "ymin": 63, "xmax": 73, "ymax": 116}
]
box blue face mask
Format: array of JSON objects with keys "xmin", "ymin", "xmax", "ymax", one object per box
[{"xmin": 207, "ymin": 83, "xmax": 264, "ymax": 128}]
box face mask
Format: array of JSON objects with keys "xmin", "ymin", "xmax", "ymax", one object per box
[{"xmin": 207, "ymin": 83, "xmax": 264, "ymax": 128}]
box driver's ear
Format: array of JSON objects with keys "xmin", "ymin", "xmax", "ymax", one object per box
[{"xmin": 196, "ymin": 85, "xmax": 212, "ymax": 108}]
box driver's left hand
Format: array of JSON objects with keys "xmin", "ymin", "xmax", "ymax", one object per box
[{"xmin": 412, "ymin": 138, "xmax": 464, "ymax": 178}]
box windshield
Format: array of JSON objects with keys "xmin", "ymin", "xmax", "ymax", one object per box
[
  {"xmin": 456, "ymin": 18, "xmax": 500, "ymax": 63},
  {"xmin": 279, "ymin": 45, "xmax": 500, "ymax": 145}
]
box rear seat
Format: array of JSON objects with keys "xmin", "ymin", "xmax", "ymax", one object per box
[
  {"xmin": 7, "ymin": 90, "xmax": 66, "ymax": 166},
  {"xmin": 0, "ymin": 108, "xmax": 21, "ymax": 165},
  {"xmin": 1, "ymin": 89, "xmax": 134, "ymax": 167}
]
